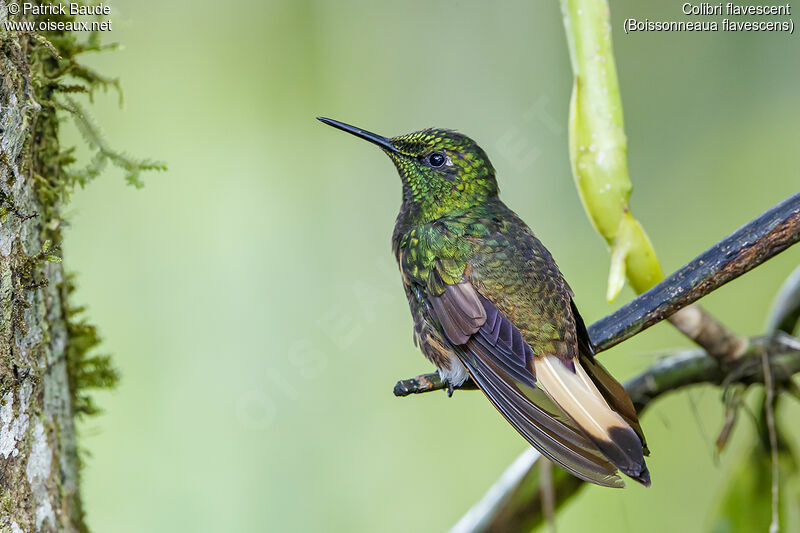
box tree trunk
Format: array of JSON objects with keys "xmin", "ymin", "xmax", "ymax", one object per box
[{"xmin": 1, "ymin": 14, "xmax": 85, "ymax": 533}]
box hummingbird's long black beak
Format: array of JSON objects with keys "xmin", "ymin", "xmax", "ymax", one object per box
[{"xmin": 317, "ymin": 117, "xmax": 399, "ymax": 153}]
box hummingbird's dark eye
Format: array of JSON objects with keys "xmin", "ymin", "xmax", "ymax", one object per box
[{"xmin": 427, "ymin": 152, "xmax": 446, "ymax": 168}]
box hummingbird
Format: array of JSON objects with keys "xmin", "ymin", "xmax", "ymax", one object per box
[{"xmin": 317, "ymin": 117, "xmax": 650, "ymax": 487}]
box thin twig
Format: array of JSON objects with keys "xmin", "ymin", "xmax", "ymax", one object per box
[
  {"xmin": 394, "ymin": 372, "xmax": 477, "ymax": 396},
  {"xmin": 667, "ymin": 304, "xmax": 747, "ymax": 363},
  {"xmin": 715, "ymin": 384, "xmax": 745, "ymax": 454},
  {"xmin": 761, "ymin": 347, "xmax": 780, "ymax": 533}
]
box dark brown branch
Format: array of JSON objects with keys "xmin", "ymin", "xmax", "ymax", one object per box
[{"xmin": 589, "ymin": 191, "xmax": 800, "ymax": 352}]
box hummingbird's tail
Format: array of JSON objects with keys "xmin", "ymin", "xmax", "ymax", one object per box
[{"xmin": 533, "ymin": 354, "xmax": 650, "ymax": 486}]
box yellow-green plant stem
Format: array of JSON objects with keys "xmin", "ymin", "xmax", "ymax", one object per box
[{"xmin": 560, "ymin": 0, "xmax": 663, "ymax": 301}]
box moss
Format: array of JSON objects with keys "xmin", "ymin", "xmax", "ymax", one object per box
[
  {"xmin": 59, "ymin": 273, "xmax": 119, "ymax": 418},
  {"xmin": 0, "ymin": 13, "xmax": 160, "ymax": 530},
  {"xmin": 0, "ymin": 10, "xmax": 159, "ymax": 531},
  {"xmin": 0, "ymin": 492, "xmax": 12, "ymax": 517},
  {"xmin": 0, "ymin": 15, "xmax": 161, "ymax": 527},
  {"xmin": 15, "ymin": 11, "xmax": 162, "ymax": 411},
  {"xmin": 23, "ymin": 15, "xmax": 165, "ymax": 231},
  {"xmin": 0, "ymin": 12, "xmax": 162, "ymax": 414}
]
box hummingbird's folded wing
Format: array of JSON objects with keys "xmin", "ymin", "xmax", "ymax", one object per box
[
  {"xmin": 429, "ymin": 281, "xmax": 624, "ymax": 487},
  {"xmin": 460, "ymin": 337, "xmax": 625, "ymax": 487}
]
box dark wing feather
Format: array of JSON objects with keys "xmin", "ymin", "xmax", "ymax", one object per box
[
  {"xmin": 570, "ymin": 300, "xmax": 649, "ymax": 454},
  {"xmin": 429, "ymin": 281, "xmax": 486, "ymax": 345},
  {"xmin": 432, "ymin": 287, "xmax": 624, "ymax": 487},
  {"xmin": 459, "ymin": 338, "xmax": 623, "ymax": 487}
]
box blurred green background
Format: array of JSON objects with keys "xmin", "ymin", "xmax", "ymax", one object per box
[{"xmin": 61, "ymin": 1, "xmax": 799, "ymax": 531}]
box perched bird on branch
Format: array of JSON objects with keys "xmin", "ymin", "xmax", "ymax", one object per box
[{"xmin": 318, "ymin": 118, "xmax": 650, "ymax": 487}]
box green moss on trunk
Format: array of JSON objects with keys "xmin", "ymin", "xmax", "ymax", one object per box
[{"xmin": 0, "ymin": 8, "xmax": 161, "ymax": 532}]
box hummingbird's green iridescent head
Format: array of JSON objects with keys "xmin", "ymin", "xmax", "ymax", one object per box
[{"xmin": 318, "ymin": 118, "xmax": 498, "ymax": 222}]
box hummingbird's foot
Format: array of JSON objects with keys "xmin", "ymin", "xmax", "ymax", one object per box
[{"xmin": 447, "ymin": 382, "xmax": 454, "ymax": 397}]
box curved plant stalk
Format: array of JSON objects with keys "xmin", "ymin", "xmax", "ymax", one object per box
[
  {"xmin": 560, "ymin": 0, "xmax": 748, "ymax": 362},
  {"xmin": 561, "ymin": 0, "xmax": 662, "ymax": 301}
]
